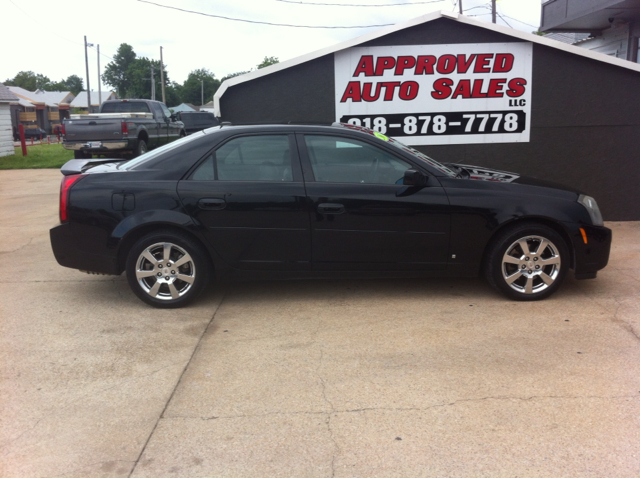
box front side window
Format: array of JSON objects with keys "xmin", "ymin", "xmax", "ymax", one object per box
[
  {"xmin": 304, "ymin": 135, "xmax": 411, "ymax": 184},
  {"xmin": 191, "ymin": 135, "xmax": 293, "ymax": 181}
]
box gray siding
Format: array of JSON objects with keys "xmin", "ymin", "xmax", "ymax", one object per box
[{"xmin": 0, "ymin": 103, "xmax": 14, "ymax": 158}]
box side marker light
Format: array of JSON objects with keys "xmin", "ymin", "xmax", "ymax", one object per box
[{"xmin": 579, "ymin": 228, "xmax": 588, "ymax": 244}]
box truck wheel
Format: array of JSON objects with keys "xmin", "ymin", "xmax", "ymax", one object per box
[
  {"xmin": 135, "ymin": 139, "xmax": 148, "ymax": 157},
  {"xmin": 74, "ymin": 150, "xmax": 90, "ymax": 159}
]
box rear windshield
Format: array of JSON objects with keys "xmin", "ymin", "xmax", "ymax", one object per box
[{"xmin": 101, "ymin": 102, "xmax": 150, "ymax": 114}]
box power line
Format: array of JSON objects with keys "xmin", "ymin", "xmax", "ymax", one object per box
[
  {"xmin": 137, "ymin": 0, "xmax": 394, "ymax": 28},
  {"xmin": 9, "ymin": 0, "xmax": 83, "ymax": 47},
  {"xmin": 496, "ymin": 12, "xmax": 513, "ymax": 28},
  {"xmin": 275, "ymin": 0, "xmax": 445, "ymax": 6}
]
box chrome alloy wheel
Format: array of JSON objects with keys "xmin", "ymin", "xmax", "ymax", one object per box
[
  {"xmin": 134, "ymin": 242, "xmax": 196, "ymax": 301},
  {"xmin": 501, "ymin": 235, "xmax": 561, "ymax": 295}
]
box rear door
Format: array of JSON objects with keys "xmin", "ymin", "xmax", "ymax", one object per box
[
  {"xmin": 177, "ymin": 133, "xmax": 311, "ymax": 270},
  {"xmin": 297, "ymin": 133, "xmax": 451, "ymax": 271}
]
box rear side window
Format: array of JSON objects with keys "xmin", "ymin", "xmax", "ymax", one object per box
[
  {"xmin": 191, "ymin": 135, "xmax": 293, "ymax": 181},
  {"xmin": 101, "ymin": 102, "xmax": 151, "ymax": 113}
]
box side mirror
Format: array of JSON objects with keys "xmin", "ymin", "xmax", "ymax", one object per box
[{"xmin": 403, "ymin": 169, "xmax": 428, "ymax": 187}]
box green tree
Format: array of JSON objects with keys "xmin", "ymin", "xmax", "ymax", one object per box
[
  {"xmin": 257, "ymin": 56, "xmax": 279, "ymax": 69},
  {"xmin": 61, "ymin": 75, "xmax": 84, "ymax": 96},
  {"xmin": 220, "ymin": 71, "xmax": 250, "ymax": 82},
  {"xmin": 180, "ymin": 69, "xmax": 220, "ymax": 106},
  {"xmin": 4, "ymin": 71, "xmax": 51, "ymax": 90},
  {"xmin": 103, "ymin": 43, "xmax": 137, "ymax": 97},
  {"xmin": 48, "ymin": 75, "xmax": 84, "ymax": 95},
  {"xmin": 165, "ymin": 82, "xmax": 182, "ymax": 107}
]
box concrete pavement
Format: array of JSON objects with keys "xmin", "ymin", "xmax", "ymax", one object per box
[{"xmin": 0, "ymin": 169, "xmax": 638, "ymax": 477}]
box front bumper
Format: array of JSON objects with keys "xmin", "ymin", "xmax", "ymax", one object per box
[{"xmin": 572, "ymin": 224, "xmax": 612, "ymax": 279}]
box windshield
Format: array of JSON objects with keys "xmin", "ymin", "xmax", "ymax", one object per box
[
  {"xmin": 333, "ymin": 123, "xmax": 457, "ymax": 177},
  {"xmin": 118, "ymin": 130, "xmax": 214, "ymax": 170}
]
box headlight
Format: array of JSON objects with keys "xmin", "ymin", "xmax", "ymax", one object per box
[{"xmin": 578, "ymin": 194, "xmax": 604, "ymax": 226}]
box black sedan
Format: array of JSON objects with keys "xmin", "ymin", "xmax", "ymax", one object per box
[{"xmin": 50, "ymin": 123, "xmax": 611, "ymax": 308}]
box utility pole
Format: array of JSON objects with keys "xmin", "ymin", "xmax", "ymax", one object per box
[
  {"xmin": 97, "ymin": 44, "xmax": 102, "ymax": 106},
  {"xmin": 150, "ymin": 65, "xmax": 156, "ymax": 101},
  {"xmin": 160, "ymin": 47, "xmax": 166, "ymax": 104},
  {"xmin": 201, "ymin": 79, "xmax": 204, "ymax": 106},
  {"xmin": 458, "ymin": 0, "xmax": 462, "ymax": 15},
  {"xmin": 491, "ymin": 0, "xmax": 496, "ymax": 23},
  {"xmin": 84, "ymin": 36, "xmax": 92, "ymax": 113}
]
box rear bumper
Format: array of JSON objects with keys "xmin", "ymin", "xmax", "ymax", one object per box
[
  {"xmin": 572, "ymin": 224, "xmax": 612, "ymax": 279},
  {"xmin": 63, "ymin": 140, "xmax": 131, "ymax": 152},
  {"xmin": 50, "ymin": 223, "xmax": 119, "ymax": 275}
]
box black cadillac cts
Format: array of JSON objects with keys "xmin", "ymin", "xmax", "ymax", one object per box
[{"xmin": 50, "ymin": 123, "xmax": 611, "ymax": 308}]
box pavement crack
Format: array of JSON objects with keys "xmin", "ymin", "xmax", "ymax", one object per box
[
  {"xmin": 127, "ymin": 288, "xmax": 227, "ymax": 478},
  {"xmin": 316, "ymin": 348, "xmax": 338, "ymax": 478},
  {"xmin": 0, "ymin": 237, "xmax": 33, "ymax": 255},
  {"xmin": 0, "ymin": 361, "xmax": 188, "ymax": 454}
]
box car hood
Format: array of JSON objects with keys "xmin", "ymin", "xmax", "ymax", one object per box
[{"xmin": 449, "ymin": 163, "xmax": 582, "ymax": 195}]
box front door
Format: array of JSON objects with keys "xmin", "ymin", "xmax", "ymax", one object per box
[
  {"xmin": 297, "ymin": 133, "xmax": 450, "ymax": 271},
  {"xmin": 178, "ymin": 133, "xmax": 310, "ymax": 271}
]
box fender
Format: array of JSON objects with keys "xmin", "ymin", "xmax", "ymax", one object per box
[
  {"xmin": 109, "ymin": 209, "xmax": 227, "ymax": 275},
  {"xmin": 111, "ymin": 209, "xmax": 194, "ymax": 241}
]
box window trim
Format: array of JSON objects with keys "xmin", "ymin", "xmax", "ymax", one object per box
[
  {"xmin": 187, "ymin": 132, "xmax": 304, "ymax": 183},
  {"xmin": 296, "ymin": 132, "xmax": 427, "ymax": 185}
]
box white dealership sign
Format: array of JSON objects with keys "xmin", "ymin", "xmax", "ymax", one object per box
[{"xmin": 335, "ymin": 43, "xmax": 533, "ymax": 145}]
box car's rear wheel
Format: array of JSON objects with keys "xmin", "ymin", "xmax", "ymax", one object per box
[
  {"xmin": 485, "ymin": 223, "xmax": 569, "ymax": 300},
  {"xmin": 125, "ymin": 230, "xmax": 210, "ymax": 308}
]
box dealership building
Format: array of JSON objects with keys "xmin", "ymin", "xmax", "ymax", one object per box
[{"xmin": 214, "ymin": 11, "xmax": 640, "ymax": 221}]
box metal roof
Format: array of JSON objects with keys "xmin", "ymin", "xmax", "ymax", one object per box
[
  {"xmin": 0, "ymin": 82, "xmax": 19, "ymax": 102},
  {"xmin": 70, "ymin": 91, "xmax": 118, "ymax": 108},
  {"xmin": 7, "ymin": 86, "xmax": 74, "ymax": 106},
  {"xmin": 214, "ymin": 10, "xmax": 640, "ymax": 116}
]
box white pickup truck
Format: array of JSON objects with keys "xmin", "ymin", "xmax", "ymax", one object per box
[{"xmin": 63, "ymin": 99, "xmax": 185, "ymax": 159}]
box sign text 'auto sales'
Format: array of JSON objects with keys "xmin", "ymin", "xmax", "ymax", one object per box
[{"xmin": 334, "ymin": 43, "xmax": 533, "ymax": 145}]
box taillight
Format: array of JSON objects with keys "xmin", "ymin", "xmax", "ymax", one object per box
[
  {"xmin": 59, "ymin": 174, "xmax": 86, "ymax": 223},
  {"xmin": 61, "ymin": 124, "xmax": 66, "ymax": 135},
  {"xmin": 121, "ymin": 121, "xmax": 129, "ymax": 136}
]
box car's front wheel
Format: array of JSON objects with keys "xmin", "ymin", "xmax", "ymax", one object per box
[
  {"xmin": 125, "ymin": 230, "xmax": 211, "ymax": 308},
  {"xmin": 485, "ymin": 223, "xmax": 569, "ymax": 300}
]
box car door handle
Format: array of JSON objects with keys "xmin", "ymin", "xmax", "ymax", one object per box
[
  {"xmin": 317, "ymin": 203, "xmax": 345, "ymax": 214},
  {"xmin": 198, "ymin": 198, "xmax": 226, "ymax": 210}
]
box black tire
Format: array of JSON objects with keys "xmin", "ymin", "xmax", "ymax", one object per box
[
  {"xmin": 125, "ymin": 230, "xmax": 211, "ymax": 308},
  {"xmin": 484, "ymin": 223, "xmax": 569, "ymax": 301},
  {"xmin": 74, "ymin": 150, "xmax": 91, "ymax": 159},
  {"xmin": 135, "ymin": 139, "xmax": 148, "ymax": 157}
]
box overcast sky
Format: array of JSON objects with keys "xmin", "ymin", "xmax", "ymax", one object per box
[{"xmin": 2, "ymin": 0, "xmax": 543, "ymax": 92}]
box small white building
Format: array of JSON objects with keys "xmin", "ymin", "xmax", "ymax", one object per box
[{"xmin": 0, "ymin": 83, "xmax": 19, "ymax": 157}]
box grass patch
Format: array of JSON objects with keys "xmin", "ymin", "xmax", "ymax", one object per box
[{"xmin": 0, "ymin": 143, "xmax": 74, "ymax": 170}]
